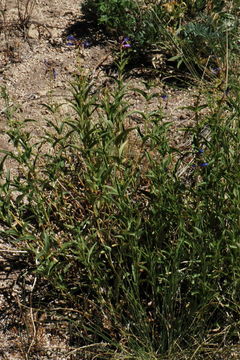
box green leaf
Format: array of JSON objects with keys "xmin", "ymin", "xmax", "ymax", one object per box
[
  {"xmin": 119, "ymin": 139, "xmax": 128, "ymax": 158},
  {"xmin": 88, "ymin": 242, "xmax": 97, "ymax": 263}
]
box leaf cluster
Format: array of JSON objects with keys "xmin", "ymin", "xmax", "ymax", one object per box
[{"xmin": 81, "ymin": 0, "xmax": 239, "ymax": 76}]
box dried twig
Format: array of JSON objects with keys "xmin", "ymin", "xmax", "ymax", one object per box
[
  {"xmin": 66, "ymin": 342, "xmax": 110, "ymax": 357},
  {"xmin": 17, "ymin": 0, "xmax": 36, "ymax": 28},
  {"xmin": 25, "ymin": 276, "xmax": 37, "ymax": 359},
  {"xmin": 0, "ymin": 249, "xmax": 28, "ymax": 253}
]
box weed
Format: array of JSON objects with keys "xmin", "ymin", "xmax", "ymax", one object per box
[
  {"xmin": 17, "ymin": 0, "xmax": 36, "ymax": 36},
  {"xmin": 1, "ymin": 52, "xmax": 240, "ymax": 359},
  {"xmin": 1, "ymin": 6, "xmax": 240, "ymax": 356}
]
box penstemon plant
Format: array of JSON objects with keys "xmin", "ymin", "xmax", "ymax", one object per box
[{"xmin": 1, "ymin": 51, "xmax": 240, "ymax": 358}]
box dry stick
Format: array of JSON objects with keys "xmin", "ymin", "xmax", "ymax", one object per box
[
  {"xmin": 0, "ymin": 103, "xmax": 14, "ymax": 114},
  {"xmin": 94, "ymin": 54, "xmax": 111, "ymax": 72},
  {"xmin": 0, "ymin": 249, "xmax": 28, "ymax": 253},
  {"xmin": 66, "ymin": 342, "xmax": 110, "ymax": 357},
  {"xmin": 25, "ymin": 276, "xmax": 37, "ymax": 360},
  {"xmin": 225, "ymin": 30, "xmax": 229, "ymax": 91},
  {"xmin": 88, "ymin": 53, "xmax": 111, "ymax": 89}
]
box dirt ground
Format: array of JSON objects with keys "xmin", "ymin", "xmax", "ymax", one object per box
[
  {"xmin": 3, "ymin": 2, "xmax": 111, "ymax": 358},
  {"xmin": 0, "ymin": 1, "xmax": 233, "ymax": 359}
]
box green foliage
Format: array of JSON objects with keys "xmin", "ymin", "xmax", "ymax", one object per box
[
  {"xmin": 0, "ymin": 56, "xmax": 240, "ymax": 358},
  {"xmin": 81, "ymin": 0, "xmax": 239, "ymax": 76}
]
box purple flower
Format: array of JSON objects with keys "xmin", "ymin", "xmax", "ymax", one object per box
[
  {"xmin": 52, "ymin": 69, "xmax": 57, "ymax": 80},
  {"xmin": 161, "ymin": 94, "xmax": 168, "ymax": 100},
  {"xmin": 198, "ymin": 149, "xmax": 204, "ymax": 154},
  {"xmin": 83, "ymin": 40, "xmax": 91, "ymax": 48},
  {"xmin": 122, "ymin": 43, "xmax": 131, "ymax": 48},
  {"xmin": 66, "ymin": 35, "xmax": 76, "ymax": 46},
  {"xmin": 210, "ymin": 66, "xmax": 220, "ymax": 75},
  {"xmin": 67, "ymin": 35, "xmax": 75, "ymax": 40},
  {"xmin": 191, "ymin": 162, "xmax": 209, "ymax": 168},
  {"xmin": 121, "ymin": 37, "xmax": 131, "ymax": 48}
]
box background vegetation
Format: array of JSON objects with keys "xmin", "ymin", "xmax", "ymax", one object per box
[
  {"xmin": 0, "ymin": 0, "xmax": 239, "ymax": 359},
  {"xmin": 82, "ymin": 0, "xmax": 238, "ymax": 76}
]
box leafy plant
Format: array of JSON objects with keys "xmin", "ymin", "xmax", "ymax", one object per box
[
  {"xmin": 0, "ymin": 55, "xmax": 240, "ymax": 359},
  {"xmin": 81, "ymin": 0, "xmax": 239, "ymax": 77}
]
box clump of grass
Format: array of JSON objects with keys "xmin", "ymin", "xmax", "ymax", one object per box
[
  {"xmin": 0, "ymin": 52, "xmax": 240, "ymax": 359},
  {"xmin": 17, "ymin": 0, "xmax": 36, "ymax": 29}
]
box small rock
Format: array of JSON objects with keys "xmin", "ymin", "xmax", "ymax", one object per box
[{"xmin": 28, "ymin": 24, "xmax": 39, "ymax": 39}]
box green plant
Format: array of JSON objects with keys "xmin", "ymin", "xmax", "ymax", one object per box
[
  {"xmin": 81, "ymin": 0, "xmax": 239, "ymax": 78},
  {"xmin": 0, "ymin": 55, "xmax": 240, "ymax": 359}
]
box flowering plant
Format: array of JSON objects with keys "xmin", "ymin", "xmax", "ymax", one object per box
[{"xmin": 82, "ymin": 0, "xmax": 238, "ymax": 74}]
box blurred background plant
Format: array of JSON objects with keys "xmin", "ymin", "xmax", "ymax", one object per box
[{"xmin": 81, "ymin": 0, "xmax": 239, "ymax": 79}]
